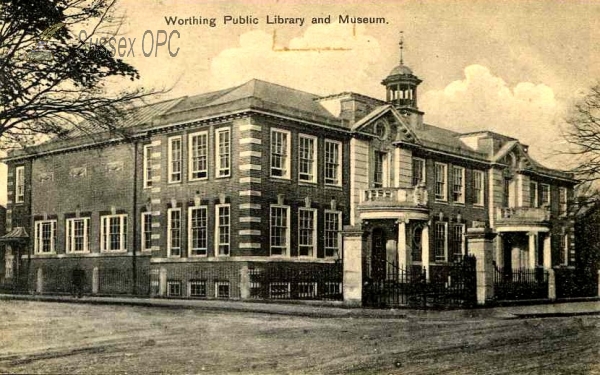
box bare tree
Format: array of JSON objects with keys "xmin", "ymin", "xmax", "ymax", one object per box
[
  {"xmin": 0, "ymin": 0, "xmax": 161, "ymax": 150},
  {"xmin": 562, "ymin": 82, "xmax": 600, "ymax": 184}
]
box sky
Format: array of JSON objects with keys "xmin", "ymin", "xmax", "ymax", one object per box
[{"xmin": 1, "ymin": 0, "xmax": 598, "ymax": 205}]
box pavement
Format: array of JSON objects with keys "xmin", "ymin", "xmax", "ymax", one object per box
[{"xmin": 1, "ymin": 293, "xmax": 599, "ymax": 320}]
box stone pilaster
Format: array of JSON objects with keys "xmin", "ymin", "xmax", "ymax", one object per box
[
  {"xmin": 342, "ymin": 225, "xmax": 363, "ymax": 307},
  {"xmin": 236, "ymin": 117, "xmax": 264, "ymax": 253},
  {"xmin": 466, "ymin": 227, "xmax": 497, "ymax": 305}
]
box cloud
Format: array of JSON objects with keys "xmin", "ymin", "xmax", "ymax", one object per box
[
  {"xmin": 420, "ymin": 65, "xmax": 563, "ymax": 164},
  {"xmin": 209, "ymin": 23, "xmax": 382, "ymax": 95}
]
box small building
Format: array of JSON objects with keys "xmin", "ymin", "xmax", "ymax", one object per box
[{"xmin": 1, "ymin": 46, "xmax": 578, "ymax": 306}]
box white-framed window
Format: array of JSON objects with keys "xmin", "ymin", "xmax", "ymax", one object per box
[
  {"xmin": 189, "ymin": 131, "xmax": 208, "ymax": 180},
  {"xmin": 34, "ymin": 220, "xmax": 56, "ymax": 254},
  {"xmin": 15, "ymin": 166, "xmax": 25, "ymax": 203},
  {"xmin": 541, "ymin": 184, "xmax": 551, "ymax": 207},
  {"xmin": 435, "ymin": 163, "xmax": 447, "ymax": 201},
  {"xmin": 412, "ymin": 158, "xmax": 426, "ymax": 186},
  {"xmin": 452, "ymin": 166, "xmax": 465, "ymax": 204},
  {"xmin": 141, "ymin": 212, "xmax": 152, "ymax": 251},
  {"xmin": 188, "ymin": 280, "xmax": 207, "ymax": 298},
  {"xmin": 270, "ymin": 205, "xmax": 290, "ymax": 256},
  {"xmin": 216, "ymin": 127, "xmax": 231, "ymax": 178},
  {"xmin": 324, "ymin": 210, "xmax": 342, "ymax": 258},
  {"xmin": 269, "ymin": 282, "xmax": 291, "ymax": 299},
  {"xmin": 271, "ymin": 128, "xmax": 291, "ymax": 179},
  {"xmin": 373, "ymin": 151, "xmax": 385, "ymax": 188},
  {"xmin": 143, "ymin": 145, "xmax": 153, "ymax": 188},
  {"xmin": 100, "ymin": 214, "xmax": 127, "ymax": 252},
  {"xmin": 298, "ymin": 134, "xmax": 317, "ymax": 183},
  {"xmin": 167, "ymin": 281, "xmax": 182, "ymax": 297},
  {"xmin": 559, "ymin": 187, "xmax": 568, "ymax": 216},
  {"xmin": 168, "ymin": 136, "xmax": 182, "ymax": 183},
  {"xmin": 66, "ymin": 217, "xmax": 90, "ymax": 253},
  {"xmin": 298, "ymin": 282, "xmax": 318, "ymax": 298},
  {"xmin": 189, "ymin": 206, "xmax": 208, "ymax": 257},
  {"xmin": 324, "ymin": 140, "xmax": 342, "ymax": 186},
  {"xmin": 298, "ymin": 208, "xmax": 317, "ymax": 257},
  {"xmin": 215, "ymin": 204, "xmax": 230, "ymax": 256},
  {"xmin": 434, "ymin": 222, "xmax": 448, "ymax": 262},
  {"xmin": 215, "ymin": 281, "xmax": 230, "ymax": 299},
  {"xmin": 167, "ymin": 208, "xmax": 181, "ymax": 257},
  {"xmin": 530, "ymin": 181, "xmax": 539, "ymax": 208},
  {"xmin": 450, "ymin": 224, "xmax": 465, "ymax": 262},
  {"xmin": 473, "ymin": 170, "xmax": 484, "ymax": 206}
]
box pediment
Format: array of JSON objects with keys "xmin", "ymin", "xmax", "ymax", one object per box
[
  {"xmin": 493, "ymin": 141, "xmax": 535, "ymax": 171},
  {"xmin": 351, "ymin": 105, "xmax": 418, "ymax": 143}
]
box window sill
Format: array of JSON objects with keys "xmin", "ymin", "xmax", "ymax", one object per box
[
  {"xmin": 188, "ymin": 177, "xmax": 209, "ymax": 183},
  {"xmin": 298, "ymin": 180, "xmax": 317, "ymax": 186},
  {"xmin": 325, "ymin": 184, "xmax": 343, "ymax": 190}
]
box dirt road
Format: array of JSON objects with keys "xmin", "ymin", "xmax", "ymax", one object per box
[{"xmin": 0, "ymin": 300, "xmax": 598, "ymax": 374}]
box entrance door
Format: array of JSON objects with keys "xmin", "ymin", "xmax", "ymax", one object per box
[{"xmin": 371, "ymin": 228, "xmax": 387, "ymax": 282}]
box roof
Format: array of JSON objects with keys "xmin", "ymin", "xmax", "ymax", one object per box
[
  {"xmin": 65, "ymin": 97, "xmax": 184, "ymax": 139},
  {"xmin": 161, "ymin": 79, "xmax": 340, "ymax": 125},
  {"xmin": 388, "ymin": 64, "xmax": 414, "ymax": 76},
  {"xmin": 0, "ymin": 227, "xmax": 29, "ymax": 243}
]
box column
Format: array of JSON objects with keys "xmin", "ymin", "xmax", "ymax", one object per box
[
  {"xmin": 543, "ymin": 234, "xmax": 552, "ymax": 269},
  {"xmin": 495, "ymin": 234, "xmax": 504, "ymax": 269},
  {"xmin": 528, "ymin": 232, "xmax": 537, "ymax": 269},
  {"xmin": 466, "ymin": 227, "xmax": 497, "ymax": 305},
  {"xmin": 342, "ymin": 225, "xmax": 364, "ymax": 307},
  {"xmin": 397, "ymin": 220, "xmax": 409, "ymax": 270},
  {"xmin": 422, "ymin": 224, "xmax": 430, "ymax": 280}
]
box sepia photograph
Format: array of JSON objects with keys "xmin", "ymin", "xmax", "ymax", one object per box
[{"xmin": 0, "ymin": 0, "xmax": 599, "ymax": 374}]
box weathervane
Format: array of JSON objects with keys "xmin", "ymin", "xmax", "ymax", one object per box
[{"xmin": 399, "ymin": 31, "xmax": 404, "ymax": 65}]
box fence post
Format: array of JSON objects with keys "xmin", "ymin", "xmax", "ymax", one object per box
[
  {"xmin": 465, "ymin": 227, "xmax": 496, "ymax": 306},
  {"xmin": 342, "ymin": 225, "xmax": 363, "ymax": 307},
  {"xmin": 240, "ymin": 265, "xmax": 250, "ymax": 299},
  {"xmin": 92, "ymin": 267, "xmax": 99, "ymax": 294},
  {"xmin": 597, "ymin": 270, "xmax": 600, "ymax": 298},
  {"xmin": 547, "ymin": 268, "xmax": 556, "ymax": 300},
  {"xmin": 159, "ymin": 267, "xmax": 167, "ymax": 297},
  {"xmin": 36, "ymin": 268, "xmax": 43, "ymax": 294}
]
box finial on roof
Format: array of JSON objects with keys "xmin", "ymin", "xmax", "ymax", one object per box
[{"xmin": 399, "ymin": 31, "xmax": 404, "ymax": 65}]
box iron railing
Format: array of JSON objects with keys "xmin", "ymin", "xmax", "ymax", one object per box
[
  {"xmin": 248, "ymin": 262, "xmax": 343, "ymax": 301},
  {"xmin": 555, "ymin": 268, "xmax": 598, "ymax": 299},
  {"xmin": 493, "ymin": 266, "xmax": 548, "ymax": 301},
  {"xmin": 363, "ymin": 255, "xmax": 477, "ymax": 309}
]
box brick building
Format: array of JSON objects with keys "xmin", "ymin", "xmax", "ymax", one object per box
[{"xmin": 1, "ymin": 52, "xmax": 578, "ymax": 305}]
